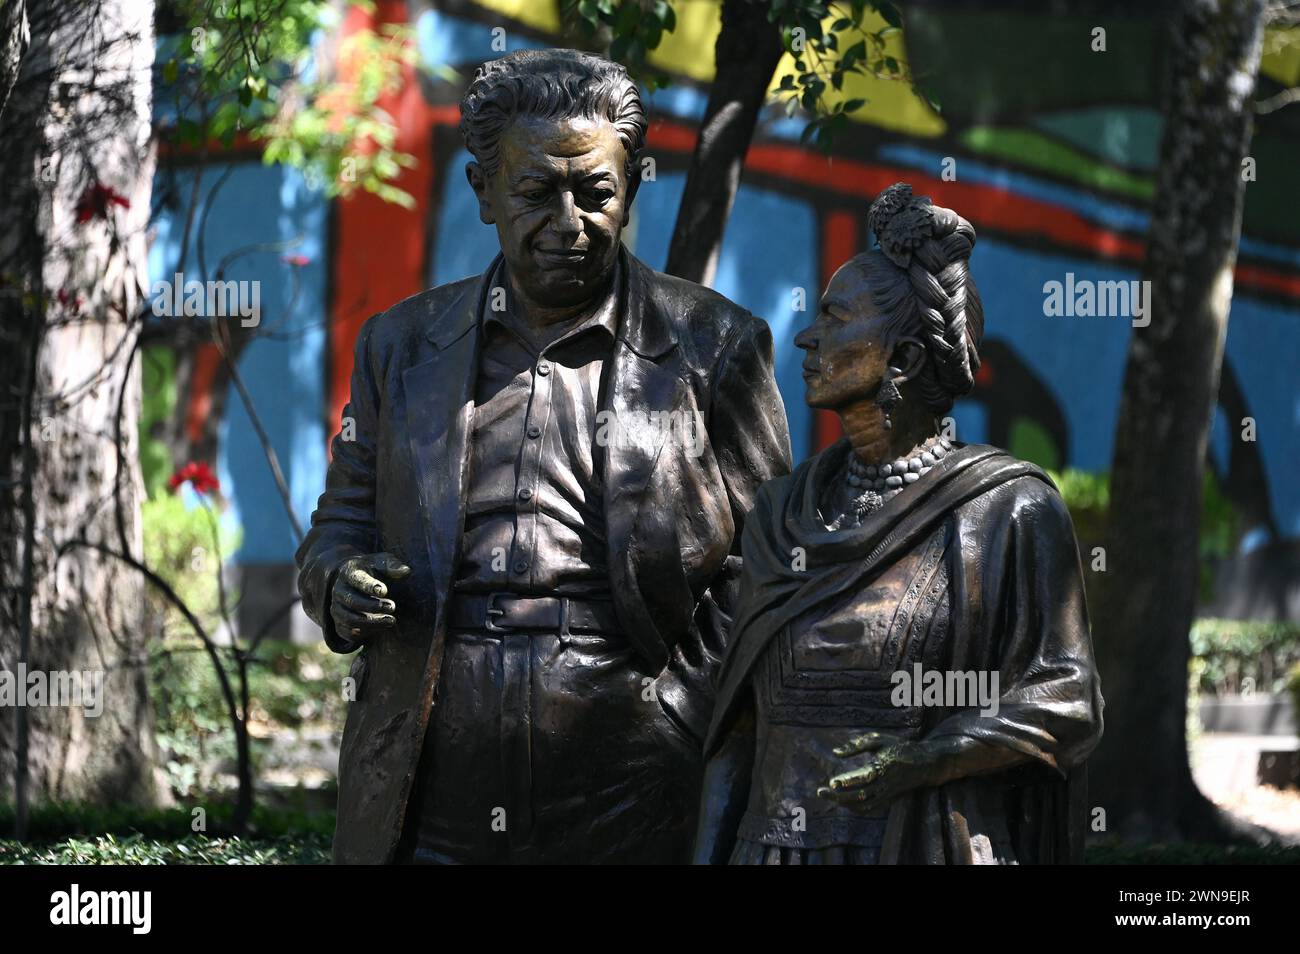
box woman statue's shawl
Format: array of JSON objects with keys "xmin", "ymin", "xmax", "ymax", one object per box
[{"xmin": 705, "ymin": 440, "xmax": 1104, "ymax": 864}]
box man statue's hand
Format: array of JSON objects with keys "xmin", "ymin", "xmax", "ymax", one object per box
[
  {"xmin": 330, "ymin": 553, "xmax": 411, "ymax": 643},
  {"xmin": 816, "ymin": 732, "xmax": 938, "ymax": 814}
]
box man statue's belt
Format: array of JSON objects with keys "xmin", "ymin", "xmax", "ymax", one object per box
[{"xmin": 447, "ymin": 592, "xmax": 621, "ymax": 635}]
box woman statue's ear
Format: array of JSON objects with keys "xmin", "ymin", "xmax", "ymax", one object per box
[{"xmin": 888, "ymin": 336, "xmax": 928, "ymax": 384}]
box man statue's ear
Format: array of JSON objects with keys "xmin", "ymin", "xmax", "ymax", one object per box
[
  {"xmin": 889, "ymin": 336, "xmax": 928, "ymax": 384},
  {"xmin": 465, "ymin": 161, "xmax": 495, "ymax": 225},
  {"xmin": 622, "ymin": 151, "xmax": 643, "ymax": 225}
]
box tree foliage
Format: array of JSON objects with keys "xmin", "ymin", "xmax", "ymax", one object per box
[
  {"xmin": 161, "ymin": 0, "xmax": 417, "ymax": 205},
  {"xmin": 568, "ymin": 0, "xmax": 921, "ymax": 151}
]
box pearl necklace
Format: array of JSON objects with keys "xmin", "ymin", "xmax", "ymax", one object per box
[{"xmin": 844, "ymin": 436, "xmax": 952, "ymax": 518}]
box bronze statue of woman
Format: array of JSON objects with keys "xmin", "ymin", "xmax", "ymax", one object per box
[{"xmin": 694, "ymin": 184, "xmax": 1104, "ymax": 864}]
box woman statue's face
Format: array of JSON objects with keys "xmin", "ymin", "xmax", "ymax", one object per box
[{"xmin": 795, "ymin": 261, "xmax": 894, "ymax": 411}]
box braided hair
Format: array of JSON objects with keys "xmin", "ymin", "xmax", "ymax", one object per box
[{"xmin": 859, "ymin": 183, "xmax": 984, "ymax": 414}]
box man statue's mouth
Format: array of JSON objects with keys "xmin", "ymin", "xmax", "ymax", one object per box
[{"xmin": 536, "ymin": 248, "xmax": 586, "ymax": 261}]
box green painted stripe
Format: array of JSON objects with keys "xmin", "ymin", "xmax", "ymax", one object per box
[{"xmin": 961, "ymin": 127, "xmax": 1155, "ymax": 202}]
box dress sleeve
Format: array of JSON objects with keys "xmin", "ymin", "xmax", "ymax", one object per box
[{"xmin": 924, "ymin": 479, "xmax": 1105, "ymax": 775}]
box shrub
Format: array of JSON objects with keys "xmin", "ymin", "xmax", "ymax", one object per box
[
  {"xmin": 1049, "ymin": 467, "xmax": 1238, "ymax": 602},
  {"xmin": 1189, "ymin": 618, "xmax": 1300, "ymax": 696},
  {"xmin": 0, "ymin": 834, "xmax": 330, "ymax": 865}
]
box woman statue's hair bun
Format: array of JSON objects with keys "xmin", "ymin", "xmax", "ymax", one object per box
[{"xmin": 863, "ymin": 182, "xmax": 984, "ymax": 412}]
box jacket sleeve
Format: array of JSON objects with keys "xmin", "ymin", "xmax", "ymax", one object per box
[
  {"xmin": 712, "ymin": 315, "xmax": 795, "ymax": 541},
  {"xmin": 657, "ymin": 315, "xmax": 793, "ymax": 743},
  {"xmin": 294, "ymin": 314, "xmax": 383, "ymax": 654}
]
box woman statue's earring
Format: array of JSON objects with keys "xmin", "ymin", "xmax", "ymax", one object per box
[{"xmin": 875, "ymin": 377, "xmax": 902, "ymax": 430}]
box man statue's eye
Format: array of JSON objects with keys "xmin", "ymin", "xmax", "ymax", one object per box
[{"xmin": 521, "ymin": 188, "xmax": 547, "ymax": 202}]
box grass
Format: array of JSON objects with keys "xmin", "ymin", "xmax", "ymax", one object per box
[
  {"xmin": 0, "ymin": 801, "xmax": 334, "ymax": 864},
  {"xmin": 0, "ymin": 832, "xmax": 331, "ymax": 865},
  {"xmin": 4, "ymin": 802, "xmax": 1298, "ymax": 864}
]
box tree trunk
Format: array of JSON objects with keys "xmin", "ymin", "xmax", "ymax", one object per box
[
  {"xmin": 1088, "ymin": 0, "xmax": 1268, "ymax": 843},
  {"xmin": 0, "ymin": 0, "xmax": 160, "ymax": 833},
  {"xmin": 663, "ymin": 0, "xmax": 785, "ymax": 285},
  {"xmin": 0, "ymin": 0, "xmax": 29, "ymax": 120}
]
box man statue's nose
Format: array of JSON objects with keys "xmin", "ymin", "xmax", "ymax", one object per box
[
  {"xmin": 794, "ymin": 328, "xmax": 817, "ymax": 351},
  {"xmin": 552, "ymin": 193, "xmax": 582, "ymax": 240}
]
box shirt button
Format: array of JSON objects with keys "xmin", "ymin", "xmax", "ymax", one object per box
[
  {"xmin": 518, "ymin": 487, "xmax": 533, "ymax": 501},
  {"xmin": 536, "ymin": 362, "xmax": 551, "ymax": 376},
  {"xmin": 527, "ymin": 424, "xmax": 541, "ymax": 439},
  {"xmin": 513, "ymin": 558, "xmax": 529, "ymax": 574}
]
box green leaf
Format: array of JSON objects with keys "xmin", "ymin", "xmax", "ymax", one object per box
[
  {"xmin": 615, "ymin": 1, "xmax": 640, "ymax": 34},
  {"xmin": 842, "ymin": 39, "xmax": 866, "ymax": 69},
  {"xmin": 655, "ymin": 0, "xmax": 676, "ymax": 31}
]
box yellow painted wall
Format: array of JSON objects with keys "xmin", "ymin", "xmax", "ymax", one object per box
[{"xmin": 470, "ymin": 0, "xmax": 944, "ymax": 136}]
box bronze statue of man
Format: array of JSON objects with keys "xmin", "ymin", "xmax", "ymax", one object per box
[{"xmin": 296, "ymin": 49, "xmax": 792, "ymax": 863}]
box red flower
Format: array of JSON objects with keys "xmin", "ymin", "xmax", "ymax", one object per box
[
  {"xmin": 169, "ymin": 460, "xmax": 220, "ymax": 495},
  {"xmin": 281, "ymin": 254, "xmax": 310, "ymax": 267},
  {"xmin": 75, "ymin": 182, "xmax": 130, "ymax": 224}
]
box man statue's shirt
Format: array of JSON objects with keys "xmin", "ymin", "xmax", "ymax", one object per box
[{"xmin": 454, "ymin": 261, "xmax": 620, "ymax": 597}]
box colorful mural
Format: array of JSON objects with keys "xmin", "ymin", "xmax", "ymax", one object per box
[{"xmin": 149, "ymin": 1, "xmax": 1300, "ymax": 635}]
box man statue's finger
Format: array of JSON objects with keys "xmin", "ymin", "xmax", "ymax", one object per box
[
  {"xmin": 336, "ymin": 587, "xmax": 395, "ymax": 616},
  {"xmin": 333, "ymin": 605, "xmax": 396, "ymax": 632},
  {"xmin": 374, "ymin": 553, "xmax": 412, "ymax": 579},
  {"xmin": 345, "ymin": 561, "xmax": 388, "ymax": 598}
]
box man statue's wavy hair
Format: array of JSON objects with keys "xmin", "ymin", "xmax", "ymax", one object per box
[{"xmin": 459, "ymin": 49, "xmax": 646, "ymax": 182}]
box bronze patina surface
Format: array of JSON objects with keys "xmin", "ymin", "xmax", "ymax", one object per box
[
  {"xmin": 295, "ymin": 49, "xmax": 792, "ymax": 864},
  {"xmin": 694, "ymin": 184, "xmax": 1104, "ymax": 864}
]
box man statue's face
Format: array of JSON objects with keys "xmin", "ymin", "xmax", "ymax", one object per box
[{"xmin": 468, "ymin": 114, "xmax": 632, "ymax": 313}]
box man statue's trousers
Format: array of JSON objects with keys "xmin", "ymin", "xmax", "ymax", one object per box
[{"xmin": 400, "ymin": 606, "xmax": 702, "ymax": 864}]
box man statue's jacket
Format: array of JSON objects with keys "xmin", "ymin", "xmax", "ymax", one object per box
[{"xmin": 295, "ymin": 247, "xmax": 793, "ymax": 863}]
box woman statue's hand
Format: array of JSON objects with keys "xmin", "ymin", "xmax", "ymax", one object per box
[{"xmin": 817, "ymin": 731, "xmax": 939, "ymax": 813}]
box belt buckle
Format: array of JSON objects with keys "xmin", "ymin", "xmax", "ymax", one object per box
[{"xmin": 483, "ymin": 591, "xmax": 513, "ymax": 633}]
